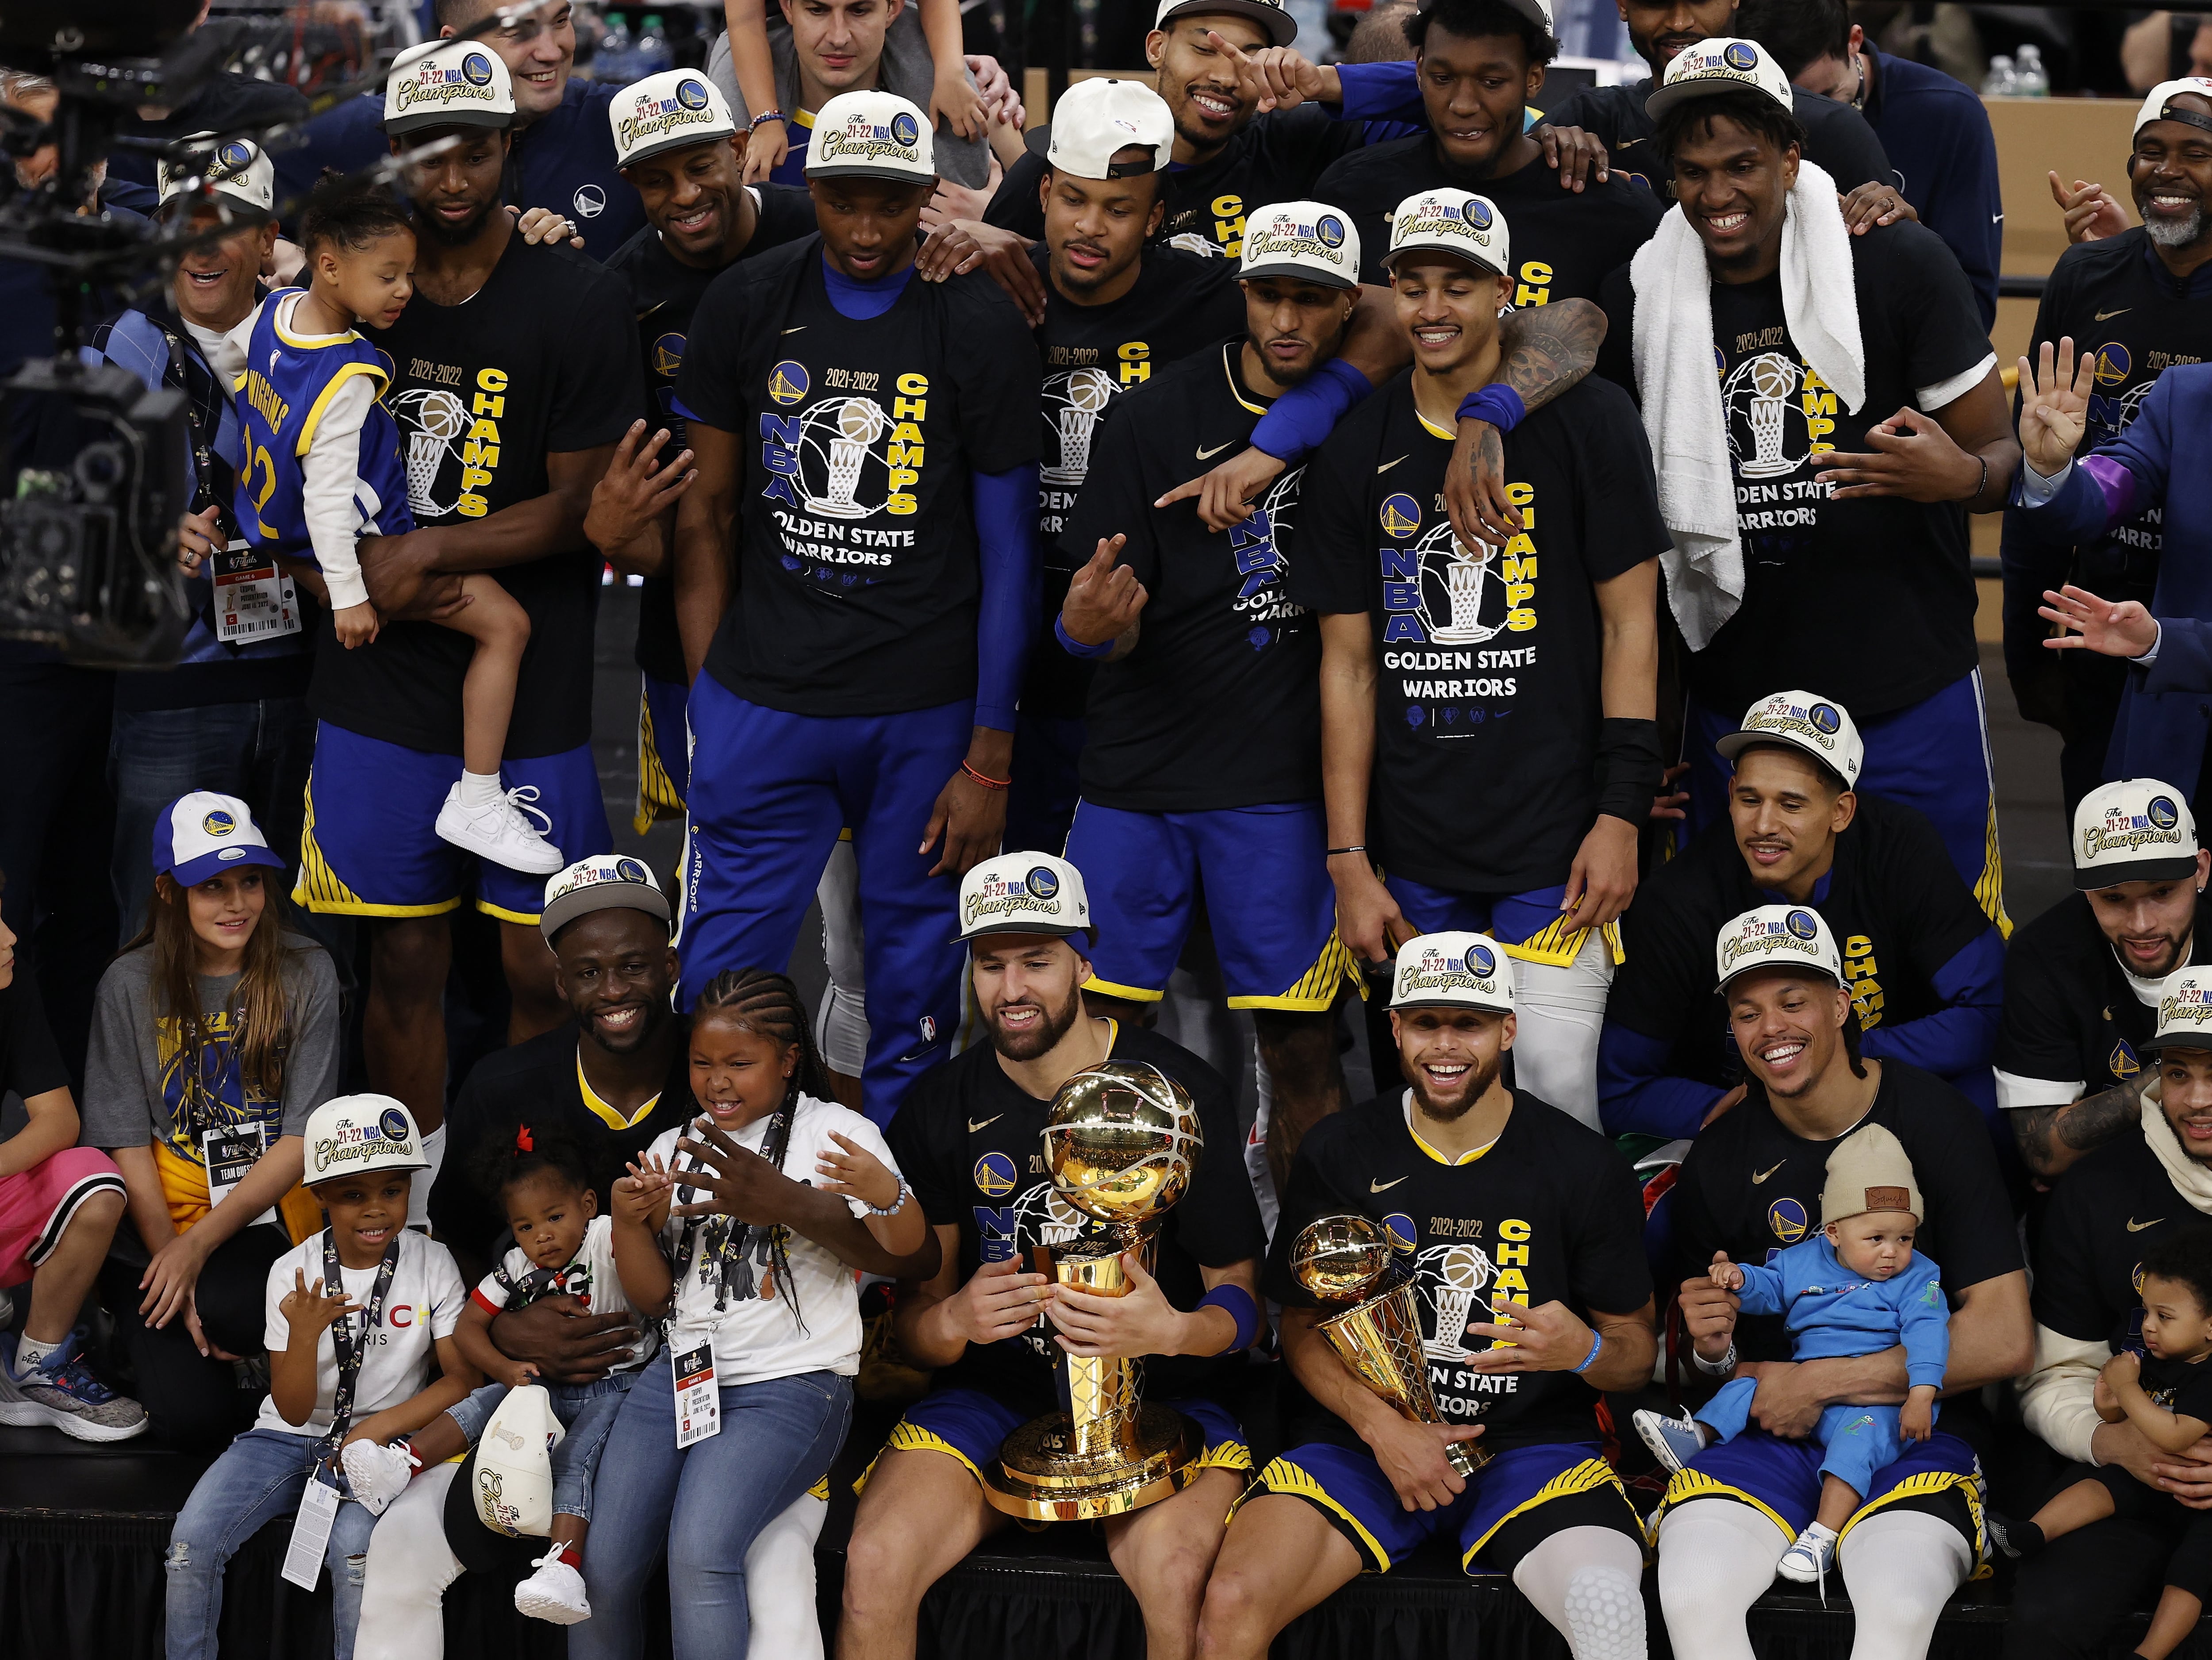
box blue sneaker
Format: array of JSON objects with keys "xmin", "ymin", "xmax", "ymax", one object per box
[
  {"xmin": 1632, "ymin": 1408, "xmax": 1709, "ymax": 1474},
  {"xmin": 0, "ymin": 1332, "xmax": 148, "ymax": 1442}
]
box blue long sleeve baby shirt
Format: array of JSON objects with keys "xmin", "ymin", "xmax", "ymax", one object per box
[{"xmin": 1735, "ymin": 1235, "xmax": 1951, "ymax": 1391}]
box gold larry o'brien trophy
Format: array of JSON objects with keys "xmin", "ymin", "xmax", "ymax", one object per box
[
  {"xmin": 1291, "ymin": 1212, "xmax": 1486, "ymax": 1477},
  {"xmin": 983, "ymin": 1060, "xmax": 1206, "ymax": 1521}
]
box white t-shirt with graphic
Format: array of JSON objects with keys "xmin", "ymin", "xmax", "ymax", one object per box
[
  {"xmin": 648, "ymin": 1094, "xmax": 897, "ymax": 1387},
  {"xmin": 256, "ymin": 1226, "xmax": 466, "ymax": 1437},
  {"xmin": 471, "ymin": 1212, "xmax": 654, "ymax": 1372}
]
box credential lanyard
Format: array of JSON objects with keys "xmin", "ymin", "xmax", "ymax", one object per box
[{"xmin": 317, "ymin": 1230, "xmax": 400, "ymax": 1456}]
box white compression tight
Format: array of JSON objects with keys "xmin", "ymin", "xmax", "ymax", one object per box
[
  {"xmin": 1510, "ymin": 1525, "xmax": 1648, "ymax": 1660},
  {"xmin": 1509, "ymin": 930, "xmax": 1613, "ymax": 1132},
  {"xmin": 406, "ymin": 1123, "xmax": 446, "ymax": 1231},
  {"xmin": 1838, "ymin": 1509, "xmax": 1973, "ymax": 1660},
  {"xmin": 814, "ymin": 839, "xmax": 869, "ymax": 1078},
  {"xmin": 354, "ymin": 1464, "xmax": 831, "ymax": 1660}
]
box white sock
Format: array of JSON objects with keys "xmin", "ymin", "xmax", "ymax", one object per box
[
  {"xmin": 1656, "ymin": 1500, "xmax": 1789, "ymax": 1660},
  {"xmin": 1839, "ymin": 1508, "xmax": 1972, "ymax": 1660},
  {"xmin": 15, "ymin": 1335, "xmax": 60, "ymax": 1371},
  {"xmin": 460, "ymin": 769, "xmax": 503, "ymax": 808}
]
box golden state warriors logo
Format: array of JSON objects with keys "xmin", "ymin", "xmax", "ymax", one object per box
[
  {"xmin": 1026, "ymin": 865, "xmax": 1060, "ymax": 899},
  {"xmin": 768, "ymin": 361, "xmax": 810, "ymax": 405},
  {"xmin": 1381, "ymin": 493, "xmax": 1421, "ymax": 539},
  {"xmin": 2094, "ymin": 342, "xmax": 2132, "ymax": 388},
  {"xmin": 1467, "ymin": 199, "xmax": 1494, "ymax": 231},
  {"xmin": 653, "ymin": 334, "xmax": 685, "ymax": 380},
  {"xmin": 615, "ymin": 857, "xmax": 650, "ymax": 884},
  {"xmin": 890, "ymin": 111, "xmax": 920, "ymax": 146},
  {"xmin": 2135, "ymin": 1261, "xmax": 2147, "ymax": 1294},
  {"xmin": 1768, "ymin": 1196, "xmax": 1808, "ymax": 1243},
  {"xmin": 676, "ymin": 77, "xmax": 710, "ymax": 110},
  {"xmin": 462, "ymin": 50, "xmax": 494, "ymax": 84},
  {"xmin": 215, "ymin": 140, "xmax": 253, "ymax": 177},
  {"xmin": 2113, "ymin": 1040, "xmax": 2142, "ymax": 1079},
  {"xmin": 1724, "ymin": 41, "xmax": 1759, "ymax": 70},
  {"xmin": 1786, "ymin": 909, "xmax": 1818, "ymax": 941},
  {"xmin": 1382, "ymin": 1213, "xmax": 1417, "ymax": 1252},
  {"xmin": 2151, "ymin": 796, "xmax": 2181, "ymax": 830},
  {"xmin": 1316, "ymin": 214, "xmax": 1346, "ymax": 248},
  {"xmin": 1809, "ymin": 703, "xmax": 1841, "ymax": 735},
  {"xmin": 974, "ymin": 1152, "xmax": 1018, "ymax": 1197},
  {"xmin": 203, "ymin": 810, "xmax": 237, "ymax": 836},
  {"xmin": 378, "ymin": 1107, "xmax": 412, "ymax": 1142}
]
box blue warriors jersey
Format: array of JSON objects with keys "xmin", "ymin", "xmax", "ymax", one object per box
[{"xmin": 234, "ymin": 291, "xmax": 414, "ymax": 563}]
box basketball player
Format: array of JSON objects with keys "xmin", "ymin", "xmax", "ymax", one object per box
[
  {"xmin": 1290, "ymin": 189, "xmax": 1665, "ymax": 1130},
  {"xmin": 1195, "ymin": 930, "xmax": 1655, "ymax": 1660},
  {"xmin": 1595, "ymin": 42, "xmax": 2020, "ymax": 922},
  {"xmin": 672, "ymin": 91, "xmax": 1040, "ymax": 1126},
  {"xmin": 841, "ymin": 851, "xmax": 1266, "ymax": 1660},
  {"xmin": 294, "ymin": 42, "xmax": 638, "ymax": 1185}
]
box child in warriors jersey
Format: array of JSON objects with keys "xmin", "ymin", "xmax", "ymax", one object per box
[{"xmin": 234, "ymin": 174, "xmax": 559, "ymax": 876}]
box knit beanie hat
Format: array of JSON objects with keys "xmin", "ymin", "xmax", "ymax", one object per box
[{"xmin": 1820, "ymin": 1122, "xmax": 1923, "ymax": 1226}]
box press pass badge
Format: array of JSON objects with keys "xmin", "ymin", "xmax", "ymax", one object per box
[
  {"xmin": 281, "ymin": 1469, "xmax": 345, "ymax": 1589},
  {"xmin": 672, "ymin": 1341, "xmax": 720, "ymax": 1448},
  {"xmin": 213, "ymin": 540, "xmax": 302, "ymax": 644}
]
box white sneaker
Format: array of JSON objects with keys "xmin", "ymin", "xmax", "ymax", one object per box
[
  {"xmin": 341, "ymin": 1438, "xmax": 415, "ymax": 1515},
  {"xmin": 515, "ymin": 1553, "xmax": 592, "ymax": 1625},
  {"xmin": 1632, "ymin": 1408, "xmax": 1709, "ymax": 1473},
  {"xmin": 435, "ymin": 780, "xmax": 564, "ymax": 875},
  {"xmin": 1775, "ymin": 1521, "xmax": 1839, "ymax": 1596}
]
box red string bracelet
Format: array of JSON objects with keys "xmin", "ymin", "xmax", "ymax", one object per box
[{"xmin": 961, "ymin": 761, "xmax": 1012, "ymax": 791}]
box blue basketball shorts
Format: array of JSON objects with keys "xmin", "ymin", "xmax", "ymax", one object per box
[
  {"xmin": 1064, "ymin": 798, "xmax": 1357, "ymax": 1010},
  {"xmin": 859, "ymin": 1384, "xmax": 1251, "ymax": 1492},
  {"xmin": 1240, "ymin": 1438, "xmax": 1640, "ymax": 1574},
  {"xmin": 1383, "ymin": 874, "xmax": 1621, "ymax": 969},
  {"xmin": 1697, "ymin": 1382, "xmax": 1939, "ymax": 1502},
  {"xmin": 1650, "ymin": 1426, "xmax": 1985, "ymax": 1560},
  {"xmin": 634, "ymin": 671, "xmax": 689, "ymax": 834},
  {"xmin": 292, "ymin": 722, "xmax": 613, "ymax": 925}
]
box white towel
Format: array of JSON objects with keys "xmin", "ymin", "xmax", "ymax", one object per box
[{"xmin": 1628, "ymin": 159, "xmax": 1865, "ymax": 650}]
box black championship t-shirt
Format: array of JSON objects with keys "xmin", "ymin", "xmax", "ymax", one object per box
[
  {"xmin": 987, "ymin": 103, "xmax": 1374, "ymax": 258},
  {"xmin": 675, "ymin": 241, "xmax": 1041, "ymax": 716},
  {"xmin": 607, "ymin": 186, "xmax": 818, "ymax": 685},
  {"xmin": 2142, "ymin": 1349, "xmax": 2212, "ymax": 1424},
  {"xmin": 1669, "ymin": 1061, "xmax": 2022, "ymax": 1434},
  {"xmin": 1597, "ymin": 220, "xmax": 1990, "ymax": 720},
  {"xmin": 1288, "ymin": 371, "xmax": 1667, "ymax": 894},
  {"xmin": 1997, "ymin": 893, "xmax": 2207, "ymax": 1103},
  {"xmin": 322, "ymin": 242, "xmax": 640, "ymax": 757},
  {"xmin": 1059, "ymin": 342, "xmax": 1320, "ymax": 811},
  {"xmin": 1609, "ymin": 794, "xmax": 1994, "ymax": 1091},
  {"xmin": 1541, "ymin": 81, "xmax": 1892, "ymax": 198},
  {"xmin": 2032, "ymin": 1129, "xmax": 2209, "ymax": 1355},
  {"xmin": 1313, "ymin": 138, "xmax": 1662, "ymax": 291},
  {"xmin": 1027, "ymin": 245, "xmax": 1247, "ymax": 721},
  {"xmin": 1263, "ymin": 1092, "xmax": 1651, "ymax": 1453},
  {"xmin": 890, "ymin": 1023, "xmax": 1267, "ymax": 1409},
  {"xmin": 427, "ymin": 1022, "xmax": 699, "ymax": 1269}
]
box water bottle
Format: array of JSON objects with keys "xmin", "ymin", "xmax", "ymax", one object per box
[
  {"xmin": 598, "ymin": 12, "xmax": 633, "ymax": 82},
  {"xmin": 2014, "ymin": 43, "xmax": 2049, "ymax": 96},
  {"xmin": 1981, "ymin": 53, "xmax": 2016, "ymax": 96},
  {"xmin": 634, "ymin": 14, "xmax": 672, "ymax": 76}
]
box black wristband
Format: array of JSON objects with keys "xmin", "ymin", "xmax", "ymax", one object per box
[{"xmin": 1594, "ymin": 716, "xmax": 1664, "ymax": 826}]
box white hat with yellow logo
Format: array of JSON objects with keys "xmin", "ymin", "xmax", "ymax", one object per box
[
  {"xmin": 1716, "ymin": 689, "xmax": 1863, "ymax": 788},
  {"xmin": 955, "ymin": 851, "xmax": 1094, "ymax": 943},
  {"xmin": 157, "ymin": 133, "xmax": 275, "ymax": 217},
  {"xmin": 611, "ymin": 69, "xmax": 736, "ymax": 170},
  {"xmin": 1390, "ymin": 931, "xmax": 1513, "ymax": 1014},
  {"xmin": 1646, "ymin": 37, "xmax": 1794, "ymax": 120},
  {"xmin": 806, "ymin": 89, "xmax": 935, "ymax": 184},
  {"xmin": 302, "ymin": 1095, "xmax": 430, "ymax": 1187},
  {"xmin": 1714, "ymin": 904, "xmax": 1844, "ymax": 993},
  {"xmin": 2148, "ymin": 968, "xmax": 2212, "ymax": 1056},
  {"xmin": 1385, "ymin": 188, "xmax": 1510, "ymax": 279},
  {"xmin": 384, "ymin": 38, "xmax": 515, "ymax": 137},
  {"xmin": 1237, "ymin": 199, "xmax": 1361, "ymax": 289},
  {"xmin": 2073, "ymin": 778, "xmax": 2200, "ymax": 890}
]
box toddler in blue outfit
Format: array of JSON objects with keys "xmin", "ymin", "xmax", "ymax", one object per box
[{"xmin": 1635, "ymin": 1123, "xmax": 1948, "ymax": 1584}]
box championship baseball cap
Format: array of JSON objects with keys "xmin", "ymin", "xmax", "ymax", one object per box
[
  {"xmin": 1033, "ymin": 77, "xmax": 1173, "ymax": 178},
  {"xmin": 1415, "ymin": 0, "xmax": 1555, "ymax": 37},
  {"xmin": 1819, "ymin": 1122, "xmax": 1922, "ymax": 1225},
  {"xmin": 805, "ymin": 89, "xmax": 935, "ymax": 185},
  {"xmin": 1152, "ymin": 0, "xmax": 1298, "ymax": 48},
  {"xmin": 156, "ymin": 133, "xmax": 275, "ymax": 218},
  {"xmin": 955, "ymin": 852, "xmax": 1094, "ymax": 943},
  {"xmin": 1384, "ymin": 188, "xmax": 1510, "ymax": 279},
  {"xmin": 2072, "ymin": 778, "xmax": 2200, "ymax": 890},
  {"xmin": 1715, "ymin": 690, "xmax": 1864, "ymax": 789},
  {"xmin": 301, "ymin": 1094, "xmax": 431, "ymax": 1187},
  {"xmin": 2147, "ymin": 967, "xmax": 2212, "ymax": 1055},
  {"xmin": 154, "ymin": 792, "xmax": 286, "ymax": 887},
  {"xmin": 1390, "ymin": 930, "xmax": 1514, "ymax": 1014},
  {"xmin": 2134, "ymin": 77, "xmax": 2212, "ymax": 137},
  {"xmin": 610, "ymin": 69, "xmax": 736, "ymax": 170},
  {"xmin": 1645, "ymin": 37, "xmax": 1794, "ymax": 121},
  {"xmin": 1237, "ymin": 200, "xmax": 1361, "ymax": 289},
  {"xmin": 1714, "ymin": 904, "xmax": 1845, "ymax": 993},
  {"xmin": 384, "ymin": 38, "xmax": 515, "ymax": 137},
  {"xmin": 539, "ymin": 854, "xmax": 673, "ymax": 944}
]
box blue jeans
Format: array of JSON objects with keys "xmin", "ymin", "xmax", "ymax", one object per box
[
  {"xmin": 569, "ymin": 1361, "xmax": 853, "ymax": 1660},
  {"xmin": 109, "ymin": 697, "xmax": 315, "ymax": 940},
  {"xmin": 165, "ymin": 1427, "xmax": 379, "ymax": 1660},
  {"xmin": 447, "ymin": 1371, "xmax": 636, "ymax": 1521}
]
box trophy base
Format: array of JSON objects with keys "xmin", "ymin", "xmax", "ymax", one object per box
[
  {"xmin": 1446, "ymin": 1438, "xmax": 1488, "ymax": 1477},
  {"xmin": 982, "ymin": 1405, "xmax": 1202, "ymax": 1522}
]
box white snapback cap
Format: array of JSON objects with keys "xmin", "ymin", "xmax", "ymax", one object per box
[
  {"xmin": 384, "ymin": 38, "xmax": 515, "ymax": 137},
  {"xmin": 1385, "ymin": 188, "xmax": 1510, "ymax": 278},
  {"xmin": 2134, "ymin": 77, "xmax": 2212, "ymax": 136},
  {"xmin": 1646, "ymin": 37, "xmax": 1795, "ymax": 121},
  {"xmin": 2074, "ymin": 778, "xmax": 2200, "ymax": 890},
  {"xmin": 540, "ymin": 855, "xmax": 673, "ymax": 944},
  {"xmin": 1039, "ymin": 77, "xmax": 1173, "ymax": 179},
  {"xmin": 2149, "ymin": 968, "xmax": 2212, "ymax": 1055},
  {"xmin": 1153, "ymin": 0, "xmax": 1298, "ymax": 47},
  {"xmin": 611, "ymin": 69, "xmax": 736, "ymax": 170},
  {"xmin": 157, "ymin": 133, "xmax": 275, "ymax": 217},
  {"xmin": 1715, "ymin": 690, "xmax": 1863, "ymax": 788},
  {"xmin": 956, "ymin": 852, "xmax": 1095, "ymax": 943},
  {"xmin": 1390, "ymin": 931, "xmax": 1514, "ymax": 1014},
  {"xmin": 1238, "ymin": 199, "xmax": 1361, "ymax": 289},
  {"xmin": 302, "ymin": 1095, "xmax": 430, "ymax": 1186},
  {"xmin": 806, "ymin": 89, "xmax": 935, "ymax": 184},
  {"xmin": 1715, "ymin": 904, "xmax": 1845, "ymax": 993}
]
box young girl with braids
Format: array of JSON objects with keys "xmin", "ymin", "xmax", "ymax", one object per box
[{"xmin": 577, "ymin": 968, "xmax": 932, "ymax": 1660}]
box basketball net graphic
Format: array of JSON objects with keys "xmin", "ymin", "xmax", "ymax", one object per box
[
  {"xmin": 1418, "ymin": 1242, "xmax": 1497, "ymax": 1358},
  {"xmin": 1740, "ymin": 351, "xmax": 1800, "ymax": 480},
  {"xmin": 1044, "ymin": 368, "xmax": 1115, "ymax": 485},
  {"xmin": 806, "ymin": 396, "xmax": 888, "ymax": 519},
  {"xmin": 397, "ymin": 388, "xmax": 468, "ymax": 515}
]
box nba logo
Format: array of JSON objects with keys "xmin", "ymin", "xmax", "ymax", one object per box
[{"xmin": 920, "ymin": 1015, "xmax": 937, "ymax": 1043}]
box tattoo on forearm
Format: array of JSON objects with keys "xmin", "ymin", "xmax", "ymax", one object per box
[
  {"xmin": 2061, "ymin": 1077, "xmax": 2146, "ymax": 1151},
  {"xmin": 1494, "ymin": 298, "xmax": 1603, "ymax": 414}
]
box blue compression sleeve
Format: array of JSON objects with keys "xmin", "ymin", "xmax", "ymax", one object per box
[
  {"xmin": 822, "ymin": 256, "xmax": 916, "ymax": 320},
  {"xmin": 1334, "ymin": 61, "xmax": 1426, "ymax": 125},
  {"xmin": 1597, "ymin": 1022, "xmax": 1730, "ymax": 1141},
  {"xmin": 1857, "ymin": 930, "xmax": 2003, "ymax": 1077},
  {"xmin": 1250, "ymin": 357, "xmax": 1373, "ymax": 464},
  {"xmin": 971, "ymin": 465, "xmax": 1039, "ymax": 733}
]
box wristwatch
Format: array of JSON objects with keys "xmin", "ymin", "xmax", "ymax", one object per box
[{"xmin": 1691, "ymin": 1341, "xmax": 1738, "ymax": 1377}]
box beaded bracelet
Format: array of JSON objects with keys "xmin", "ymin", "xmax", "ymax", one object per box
[
  {"xmin": 750, "ymin": 109, "xmax": 785, "ymax": 129},
  {"xmin": 864, "ymin": 1176, "xmax": 911, "ymax": 1218}
]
